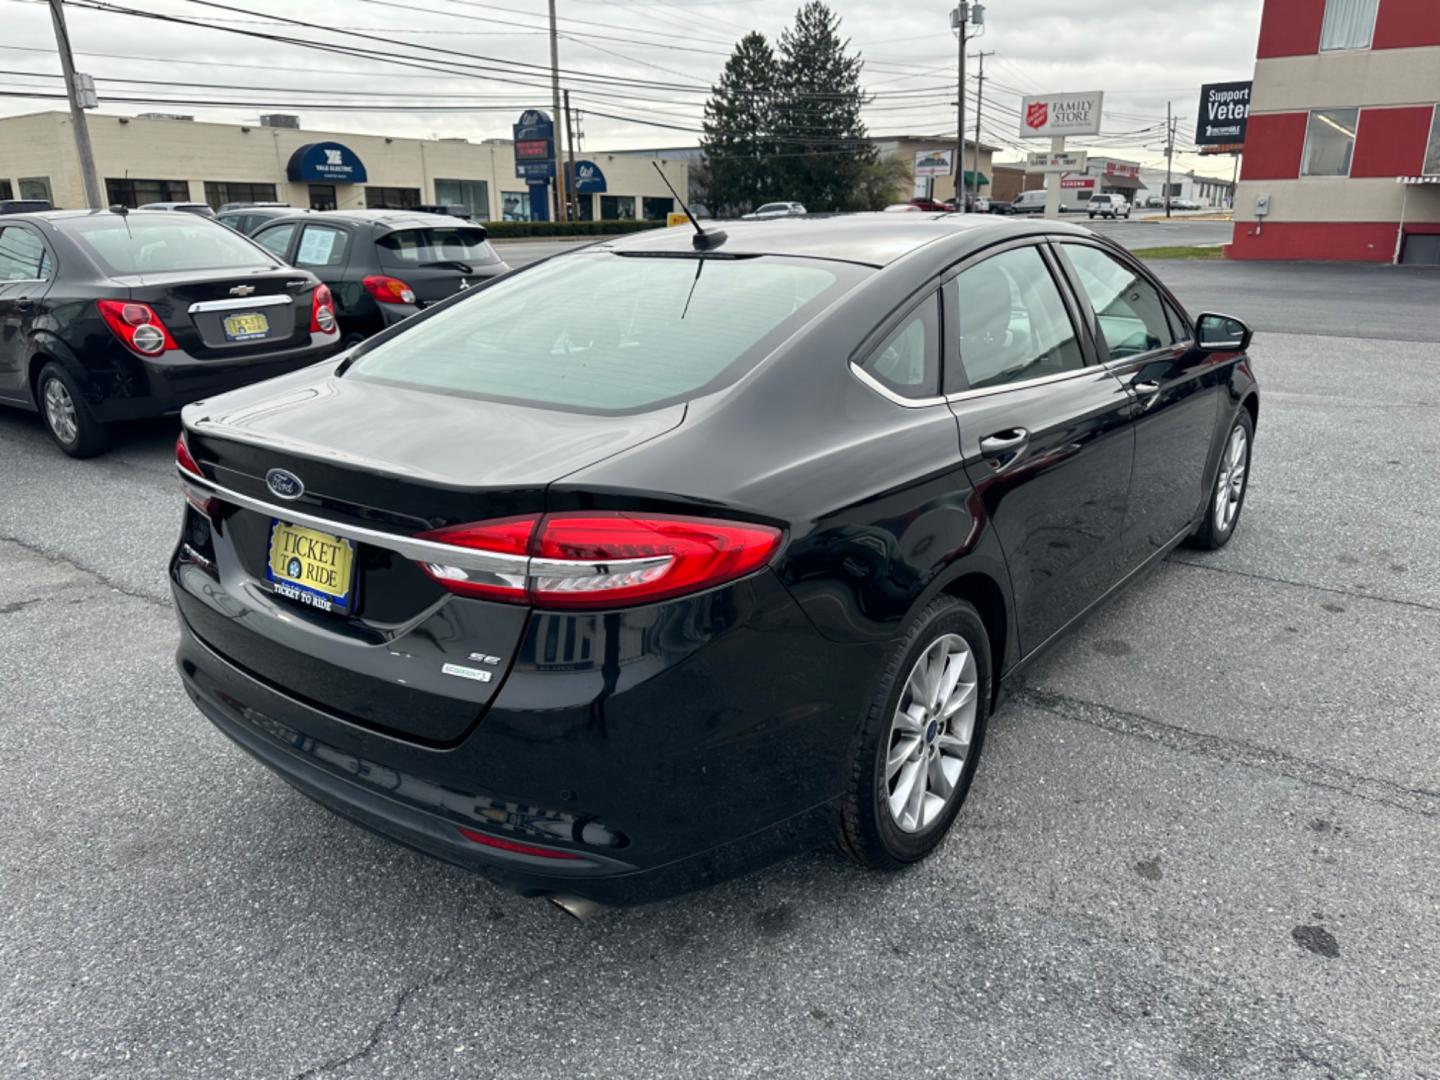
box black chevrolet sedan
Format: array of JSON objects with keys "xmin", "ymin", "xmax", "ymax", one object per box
[
  {"xmin": 0, "ymin": 210, "xmax": 340, "ymax": 456},
  {"xmin": 248, "ymin": 210, "xmax": 510, "ymax": 346},
  {"xmin": 171, "ymin": 214, "xmax": 1257, "ymax": 905}
]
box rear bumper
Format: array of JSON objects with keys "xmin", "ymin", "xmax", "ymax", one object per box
[
  {"xmin": 91, "ymin": 332, "xmax": 342, "ymax": 421},
  {"xmin": 176, "ymin": 613, "xmax": 841, "ymax": 905}
]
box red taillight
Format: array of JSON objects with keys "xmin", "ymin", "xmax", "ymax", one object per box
[
  {"xmin": 415, "ymin": 512, "xmax": 782, "ymax": 610},
  {"xmin": 457, "ymin": 826, "xmax": 584, "ymax": 860},
  {"xmin": 97, "ymin": 299, "xmax": 178, "ymax": 356},
  {"xmin": 309, "ymin": 283, "xmax": 337, "ymax": 333},
  {"xmin": 361, "ymin": 275, "xmax": 416, "ymax": 305},
  {"xmin": 175, "ymin": 431, "xmax": 215, "ymax": 515}
]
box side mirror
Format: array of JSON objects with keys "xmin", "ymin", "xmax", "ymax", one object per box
[{"xmin": 1195, "ymin": 311, "xmax": 1252, "ymax": 352}]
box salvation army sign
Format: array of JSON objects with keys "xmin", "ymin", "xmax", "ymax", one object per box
[
  {"xmin": 1195, "ymin": 81, "xmax": 1251, "ymax": 147},
  {"xmin": 1019, "ymin": 92, "xmax": 1104, "ymax": 138}
]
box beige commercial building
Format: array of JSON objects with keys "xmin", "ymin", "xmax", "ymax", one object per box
[
  {"xmin": 0, "ymin": 111, "xmax": 689, "ymax": 224},
  {"xmin": 870, "ymin": 135, "xmax": 998, "ymax": 203}
]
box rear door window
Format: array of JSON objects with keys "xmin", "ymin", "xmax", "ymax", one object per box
[
  {"xmin": 1059, "ymin": 243, "xmax": 1181, "ymax": 359},
  {"xmin": 948, "ymin": 245, "xmax": 1086, "ymax": 392},
  {"xmin": 378, "ymin": 227, "xmax": 499, "ymax": 268},
  {"xmin": 66, "ymin": 215, "xmax": 276, "ymax": 275},
  {"xmin": 0, "ymin": 226, "xmax": 49, "ymax": 281},
  {"xmin": 294, "ymin": 225, "xmax": 350, "ymax": 270},
  {"xmin": 347, "ymin": 252, "xmax": 865, "ymax": 412},
  {"xmin": 254, "ymin": 223, "xmax": 298, "ymax": 260}
]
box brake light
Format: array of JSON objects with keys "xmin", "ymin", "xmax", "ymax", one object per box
[
  {"xmin": 361, "ymin": 275, "xmax": 416, "ymax": 305},
  {"xmin": 175, "ymin": 431, "xmax": 215, "ymax": 515},
  {"xmin": 415, "ymin": 512, "xmax": 782, "ymax": 609},
  {"xmin": 309, "ymin": 283, "xmax": 337, "ymax": 333},
  {"xmin": 97, "ymin": 299, "xmax": 178, "ymax": 356}
]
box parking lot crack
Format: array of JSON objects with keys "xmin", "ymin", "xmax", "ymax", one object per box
[
  {"xmin": 1166, "ymin": 557, "xmax": 1440, "ymax": 615},
  {"xmin": 1016, "ymin": 687, "xmax": 1440, "ymax": 819},
  {"xmin": 0, "ymin": 534, "xmax": 170, "ymax": 610},
  {"xmin": 292, "ymin": 963, "xmax": 459, "ymax": 1079}
]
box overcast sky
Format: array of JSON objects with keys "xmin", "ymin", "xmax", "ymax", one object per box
[{"xmin": 1, "ymin": 0, "xmax": 1261, "ymax": 178}]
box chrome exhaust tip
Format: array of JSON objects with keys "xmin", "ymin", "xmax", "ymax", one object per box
[{"xmin": 548, "ymin": 894, "xmax": 605, "ymax": 920}]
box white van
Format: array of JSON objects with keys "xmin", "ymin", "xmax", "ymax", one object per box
[{"xmin": 1010, "ymin": 190, "xmax": 1048, "ymax": 215}]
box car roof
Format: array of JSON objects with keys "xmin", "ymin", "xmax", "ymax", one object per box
[
  {"xmin": 286, "ymin": 209, "xmax": 477, "ymax": 230},
  {"xmin": 594, "ymin": 213, "xmax": 1094, "ymax": 268}
]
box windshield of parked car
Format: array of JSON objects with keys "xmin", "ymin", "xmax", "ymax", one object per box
[
  {"xmin": 346, "ymin": 252, "xmax": 865, "ymax": 412},
  {"xmin": 66, "ymin": 214, "xmax": 275, "ymax": 275},
  {"xmin": 378, "ymin": 227, "xmax": 500, "ymax": 267}
]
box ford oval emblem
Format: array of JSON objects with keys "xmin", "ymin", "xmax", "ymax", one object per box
[{"xmin": 266, "ymin": 468, "xmax": 305, "ymax": 501}]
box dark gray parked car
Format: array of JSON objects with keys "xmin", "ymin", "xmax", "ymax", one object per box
[{"xmin": 248, "ymin": 210, "xmax": 511, "ymax": 345}]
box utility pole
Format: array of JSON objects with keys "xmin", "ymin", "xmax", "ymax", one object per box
[
  {"xmin": 971, "ymin": 49, "xmax": 994, "ymax": 206},
  {"xmin": 547, "ymin": 0, "xmax": 567, "ymax": 222},
  {"xmin": 563, "ymin": 88, "xmax": 578, "ymax": 221},
  {"xmin": 47, "ymin": 0, "xmax": 102, "ymax": 208},
  {"xmin": 1164, "ymin": 100, "xmax": 1174, "ymax": 220},
  {"xmin": 952, "ymin": 4, "xmax": 967, "ymax": 212}
]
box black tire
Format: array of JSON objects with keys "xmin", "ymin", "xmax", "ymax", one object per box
[
  {"xmin": 1088, "ymin": 212, "xmax": 1096, "ymax": 219},
  {"xmin": 839, "ymin": 596, "xmax": 991, "ymax": 870},
  {"xmin": 36, "ymin": 361, "xmax": 109, "ymax": 458},
  {"xmin": 1188, "ymin": 407, "xmax": 1254, "ymax": 550}
]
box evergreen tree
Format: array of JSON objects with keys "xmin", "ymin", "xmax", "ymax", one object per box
[
  {"xmin": 774, "ymin": 1, "xmax": 874, "ymax": 212},
  {"xmin": 700, "ymin": 32, "xmax": 778, "ymax": 216}
]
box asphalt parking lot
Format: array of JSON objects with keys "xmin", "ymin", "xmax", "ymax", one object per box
[{"xmin": 2, "ymin": 258, "xmax": 1438, "ymax": 1078}]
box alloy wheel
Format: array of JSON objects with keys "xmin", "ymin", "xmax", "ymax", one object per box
[
  {"xmin": 43, "ymin": 377, "xmax": 79, "ymax": 446},
  {"xmin": 1214, "ymin": 424, "xmax": 1248, "ymax": 532},
  {"xmin": 884, "ymin": 633, "xmax": 978, "ymax": 833}
]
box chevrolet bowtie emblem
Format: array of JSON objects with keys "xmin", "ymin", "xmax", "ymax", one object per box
[{"xmin": 229, "ymin": 285, "xmax": 257, "ymax": 297}]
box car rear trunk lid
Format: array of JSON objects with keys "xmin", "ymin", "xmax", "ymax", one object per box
[
  {"xmin": 177, "ymin": 367, "xmax": 684, "ymax": 743},
  {"xmin": 120, "ymin": 269, "xmax": 311, "ymax": 358}
]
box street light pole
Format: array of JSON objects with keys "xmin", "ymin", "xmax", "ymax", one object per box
[
  {"xmin": 47, "ymin": 0, "xmax": 101, "ymax": 208},
  {"xmin": 952, "ymin": 4, "xmax": 967, "ymax": 213},
  {"xmin": 547, "ymin": 0, "xmax": 567, "ymax": 222}
]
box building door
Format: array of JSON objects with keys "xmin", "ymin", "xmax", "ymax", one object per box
[{"xmin": 308, "ymin": 184, "xmax": 337, "ymax": 211}]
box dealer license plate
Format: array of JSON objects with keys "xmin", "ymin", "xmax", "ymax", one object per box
[
  {"xmin": 265, "ymin": 520, "xmax": 356, "ymax": 614},
  {"xmin": 223, "ymin": 312, "xmax": 271, "ymax": 341}
]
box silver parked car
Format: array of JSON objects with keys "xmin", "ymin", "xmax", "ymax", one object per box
[{"xmin": 741, "ymin": 201, "xmax": 807, "ymax": 220}]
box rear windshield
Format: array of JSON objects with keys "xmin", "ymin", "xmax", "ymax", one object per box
[
  {"xmin": 346, "ymin": 252, "xmax": 864, "ymax": 412},
  {"xmin": 379, "ymin": 227, "xmax": 499, "ymax": 267},
  {"xmin": 66, "ymin": 214, "xmax": 275, "ymax": 275}
]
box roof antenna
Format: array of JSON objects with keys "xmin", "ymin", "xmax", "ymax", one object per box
[{"xmin": 651, "ymin": 161, "xmax": 726, "ymax": 251}]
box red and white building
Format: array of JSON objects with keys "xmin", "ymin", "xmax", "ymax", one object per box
[{"xmin": 1230, "ymin": 0, "xmax": 1440, "ymax": 263}]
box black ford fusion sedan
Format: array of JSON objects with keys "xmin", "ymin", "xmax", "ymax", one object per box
[
  {"xmin": 171, "ymin": 214, "xmax": 1257, "ymax": 906},
  {"xmin": 0, "ymin": 210, "xmax": 340, "ymax": 457}
]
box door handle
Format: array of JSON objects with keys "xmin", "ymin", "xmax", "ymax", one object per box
[
  {"xmin": 14, "ymin": 297, "xmax": 34, "ymax": 312},
  {"xmin": 979, "ymin": 427, "xmax": 1029, "ymax": 455},
  {"xmin": 1132, "ymin": 380, "xmax": 1161, "ymax": 396}
]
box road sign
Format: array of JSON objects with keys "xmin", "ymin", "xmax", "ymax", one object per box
[
  {"xmin": 914, "ymin": 148, "xmax": 954, "ymax": 178},
  {"xmin": 1019, "ymin": 92, "xmax": 1103, "ymax": 138},
  {"xmin": 1196, "ymin": 81, "xmax": 1251, "ymax": 147},
  {"xmin": 1026, "ymin": 151, "xmax": 1088, "ymax": 173}
]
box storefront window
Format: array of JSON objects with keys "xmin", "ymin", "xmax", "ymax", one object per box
[
  {"xmin": 0, "ymin": 180, "xmax": 12, "ymax": 200},
  {"xmin": 435, "ymin": 179, "xmax": 490, "ymax": 220},
  {"xmin": 1425, "ymin": 106, "xmax": 1440, "ymax": 177},
  {"xmin": 104, "ymin": 178, "xmax": 190, "ymax": 207},
  {"xmin": 500, "ymin": 191, "xmax": 530, "ymax": 221},
  {"xmin": 19, "ymin": 177, "xmax": 51, "ymax": 202},
  {"xmin": 1319, "ymin": 0, "xmax": 1377, "ymax": 51},
  {"xmin": 203, "ymin": 181, "xmax": 278, "ymax": 210},
  {"xmin": 642, "ymin": 196, "xmax": 675, "ymax": 220},
  {"xmin": 309, "ymin": 185, "xmax": 337, "ymax": 211},
  {"xmin": 600, "ymin": 195, "xmax": 636, "ymax": 221},
  {"xmin": 365, "ymin": 186, "xmax": 421, "ymax": 210},
  {"xmin": 1301, "ymin": 108, "xmax": 1358, "ymax": 176}
]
